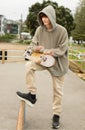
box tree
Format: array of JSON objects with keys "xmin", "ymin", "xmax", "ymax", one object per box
[
  {"xmin": 26, "ymin": 2, "xmax": 42, "ymax": 36},
  {"xmin": 26, "ymin": 0, "xmax": 75, "ymax": 37},
  {"xmin": 55, "ymin": 6, "xmax": 75, "ymax": 36},
  {"xmin": 72, "ymin": 0, "xmax": 85, "ymax": 43}
]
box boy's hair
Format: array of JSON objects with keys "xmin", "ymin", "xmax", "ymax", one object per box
[{"xmin": 39, "ymin": 13, "xmax": 47, "ymax": 19}]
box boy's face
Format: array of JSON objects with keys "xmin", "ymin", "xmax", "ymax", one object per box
[{"xmin": 41, "ymin": 15, "xmax": 51, "ymax": 27}]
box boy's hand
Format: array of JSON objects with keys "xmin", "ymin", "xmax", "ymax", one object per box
[
  {"xmin": 33, "ymin": 46, "xmax": 44, "ymax": 52},
  {"xmin": 44, "ymin": 49, "xmax": 54, "ymax": 56}
]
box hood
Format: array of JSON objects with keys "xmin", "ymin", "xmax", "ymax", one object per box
[{"xmin": 38, "ymin": 5, "xmax": 57, "ymax": 31}]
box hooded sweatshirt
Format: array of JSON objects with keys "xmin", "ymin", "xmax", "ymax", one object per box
[{"xmin": 31, "ymin": 5, "xmax": 69, "ymax": 76}]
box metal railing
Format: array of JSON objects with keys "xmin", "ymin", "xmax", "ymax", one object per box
[
  {"xmin": 69, "ymin": 49, "xmax": 85, "ymax": 72},
  {"xmin": 0, "ymin": 49, "xmax": 85, "ymax": 72},
  {"xmin": 0, "ymin": 49, "xmax": 25, "ymax": 64}
]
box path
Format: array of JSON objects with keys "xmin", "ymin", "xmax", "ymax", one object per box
[{"xmin": 0, "ymin": 62, "xmax": 85, "ymax": 130}]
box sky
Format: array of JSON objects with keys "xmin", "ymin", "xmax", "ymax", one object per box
[{"xmin": 0, "ymin": 0, "xmax": 80, "ymax": 21}]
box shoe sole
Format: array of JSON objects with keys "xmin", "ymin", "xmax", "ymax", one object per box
[
  {"xmin": 52, "ymin": 125, "xmax": 60, "ymax": 129},
  {"xmin": 17, "ymin": 95, "xmax": 34, "ymax": 107}
]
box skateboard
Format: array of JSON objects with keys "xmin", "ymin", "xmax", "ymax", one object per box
[{"xmin": 24, "ymin": 49, "xmax": 55, "ymax": 67}]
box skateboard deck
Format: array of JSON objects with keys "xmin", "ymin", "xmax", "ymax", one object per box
[{"xmin": 24, "ymin": 50, "xmax": 55, "ymax": 67}]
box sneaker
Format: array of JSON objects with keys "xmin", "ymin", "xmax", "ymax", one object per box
[
  {"xmin": 16, "ymin": 91, "xmax": 37, "ymax": 107},
  {"xmin": 52, "ymin": 115, "xmax": 60, "ymax": 129}
]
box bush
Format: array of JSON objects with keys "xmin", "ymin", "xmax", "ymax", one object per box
[
  {"xmin": 18, "ymin": 39, "xmax": 31, "ymax": 45},
  {"xmin": 72, "ymin": 33, "xmax": 85, "ymax": 43},
  {"xmin": 0, "ymin": 34, "xmax": 17, "ymax": 42}
]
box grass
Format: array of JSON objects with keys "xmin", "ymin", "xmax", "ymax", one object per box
[{"xmin": 69, "ymin": 43, "xmax": 85, "ymax": 72}]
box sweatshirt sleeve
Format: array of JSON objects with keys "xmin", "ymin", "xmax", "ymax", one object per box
[
  {"xmin": 31, "ymin": 27, "xmax": 40, "ymax": 45},
  {"xmin": 27, "ymin": 28, "xmax": 39, "ymax": 51},
  {"xmin": 52, "ymin": 29, "xmax": 68, "ymax": 57}
]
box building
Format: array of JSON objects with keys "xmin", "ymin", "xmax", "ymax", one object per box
[
  {"xmin": 6, "ymin": 19, "xmax": 20, "ymax": 34},
  {"xmin": 0, "ymin": 15, "xmax": 7, "ymax": 35},
  {"xmin": 0, "ymin": 15, "xmax": 20, "ymax": 35}
]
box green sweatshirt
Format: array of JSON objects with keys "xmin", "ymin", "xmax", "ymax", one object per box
[{"xmin": 31, "ymin": 5, "xmax": 69, "ymax": 76}]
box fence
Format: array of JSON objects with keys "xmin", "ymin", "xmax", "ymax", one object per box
[
  {"xmin": 69, "ymin": 49, "xmax": 85, "ymax": 72},
  {"xmin": 0, "ymin": 49, "xmax": 85, "ymax": 72},
  {"xmin": 0, "ymin": 49, "xmax": 25, "ymax": 63}
]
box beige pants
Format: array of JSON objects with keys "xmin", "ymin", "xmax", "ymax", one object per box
[{"xmin": 25, "ymin": 61, "xmax": 64, "ymax": 115}]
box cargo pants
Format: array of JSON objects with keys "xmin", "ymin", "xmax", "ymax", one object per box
[{"xmin": 25, "ymin": 61, "xmax": 64, "ymax": 116}]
